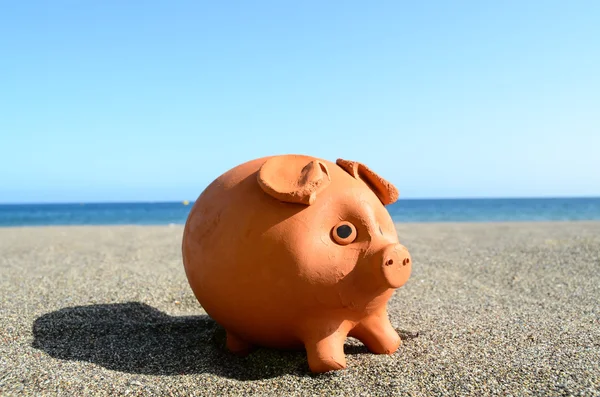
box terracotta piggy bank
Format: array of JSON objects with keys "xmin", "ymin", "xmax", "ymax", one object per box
[{"xmin": 182, "ymin": 154, "xmax": 412, "ymax": 373}]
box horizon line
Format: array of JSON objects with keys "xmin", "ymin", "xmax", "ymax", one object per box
[{"xmin": 1, "ymin": 195, "xmax": 599, "ymax": 206}]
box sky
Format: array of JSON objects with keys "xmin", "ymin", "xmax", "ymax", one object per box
[{"xmin": 1, "ymin": 1, "xmax": 599, "ymax": 203}]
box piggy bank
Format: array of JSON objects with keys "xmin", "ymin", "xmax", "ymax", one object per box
[{"xmin": 182, "ymin": 154, "xmax": 412, "ymax": 373}]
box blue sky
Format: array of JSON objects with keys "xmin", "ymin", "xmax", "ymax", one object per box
[{"xmin": 1, "ymin": 1, "xmax": 599, "ymax": 203}]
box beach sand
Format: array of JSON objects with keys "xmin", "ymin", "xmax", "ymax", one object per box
[{"xmin": 1, "ymin": 222, "xmax": 599, "ymax": 396}]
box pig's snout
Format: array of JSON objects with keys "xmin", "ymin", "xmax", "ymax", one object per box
[{"xmin": 380, "ymin": 244, "xmax": 412, "ymax": 289}]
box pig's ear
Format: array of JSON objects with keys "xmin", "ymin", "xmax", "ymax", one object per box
[
  {"xmin": 258, "ymin": 156, "xmax": 331, "ymax": 205},
  {"xmin": 336, "ymin": 159, "xmax": 399, "ymax": 205}
]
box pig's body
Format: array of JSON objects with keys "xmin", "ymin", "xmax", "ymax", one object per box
[{"xmin": 182, "ymin": 155, "xmax": 412, "ymax": 373}]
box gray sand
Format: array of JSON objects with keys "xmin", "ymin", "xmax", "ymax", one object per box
[{"xmin": 1, "ymin": 222, "xmax": 599, "ymax": 396}]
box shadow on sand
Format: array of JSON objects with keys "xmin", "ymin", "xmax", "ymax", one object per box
[{"xmin": 32, "ymin": 302, "xmax": 418, "ymax": 380}]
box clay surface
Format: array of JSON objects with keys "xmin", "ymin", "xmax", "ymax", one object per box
[{"xmin": 182, "ymin": 154, "xmax": 412, "ymax": 373}]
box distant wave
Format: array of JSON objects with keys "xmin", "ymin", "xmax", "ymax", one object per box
[{"xmin": 1, "ymin": 198, "xmax": 600, "ymax": 227}]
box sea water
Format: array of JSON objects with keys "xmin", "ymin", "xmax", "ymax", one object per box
[{"xmin": 1, "ymin": 198, "xmax": 599, "ymax": 227}]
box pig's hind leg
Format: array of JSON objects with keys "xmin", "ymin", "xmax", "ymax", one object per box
[{"xmin": 349, "ymin": 309, "xmax": 401, "ymax": 355}]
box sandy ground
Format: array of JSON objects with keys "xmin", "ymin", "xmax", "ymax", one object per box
[{"xmin": 0, "ymin": 222, "xmax": 599, "ymax": 396}]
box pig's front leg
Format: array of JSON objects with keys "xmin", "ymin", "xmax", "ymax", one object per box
[
  {"xmin": 349, "ymin": 309, "xmax": 401, "ymax": 354},
  {"xmin": 302, "ymin": 322, "xmax": 349, "ymax": 373},
  {"xmin": 226, "ymin": 331, "xmax": 254, "ymax": 356}
]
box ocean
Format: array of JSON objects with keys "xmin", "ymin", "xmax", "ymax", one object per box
[{"xmin": 1, "ymin": 198, "xmax": 599, "ymax": 227}]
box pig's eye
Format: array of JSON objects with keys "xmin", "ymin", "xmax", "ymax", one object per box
[{"xmin": 332, "ymin": 221, "xmax": 357, "ymax": 245}]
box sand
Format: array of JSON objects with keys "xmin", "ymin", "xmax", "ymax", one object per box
[{"xmin": 1, "ymin": 222, "xmax": 599, "ymax": 396}]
